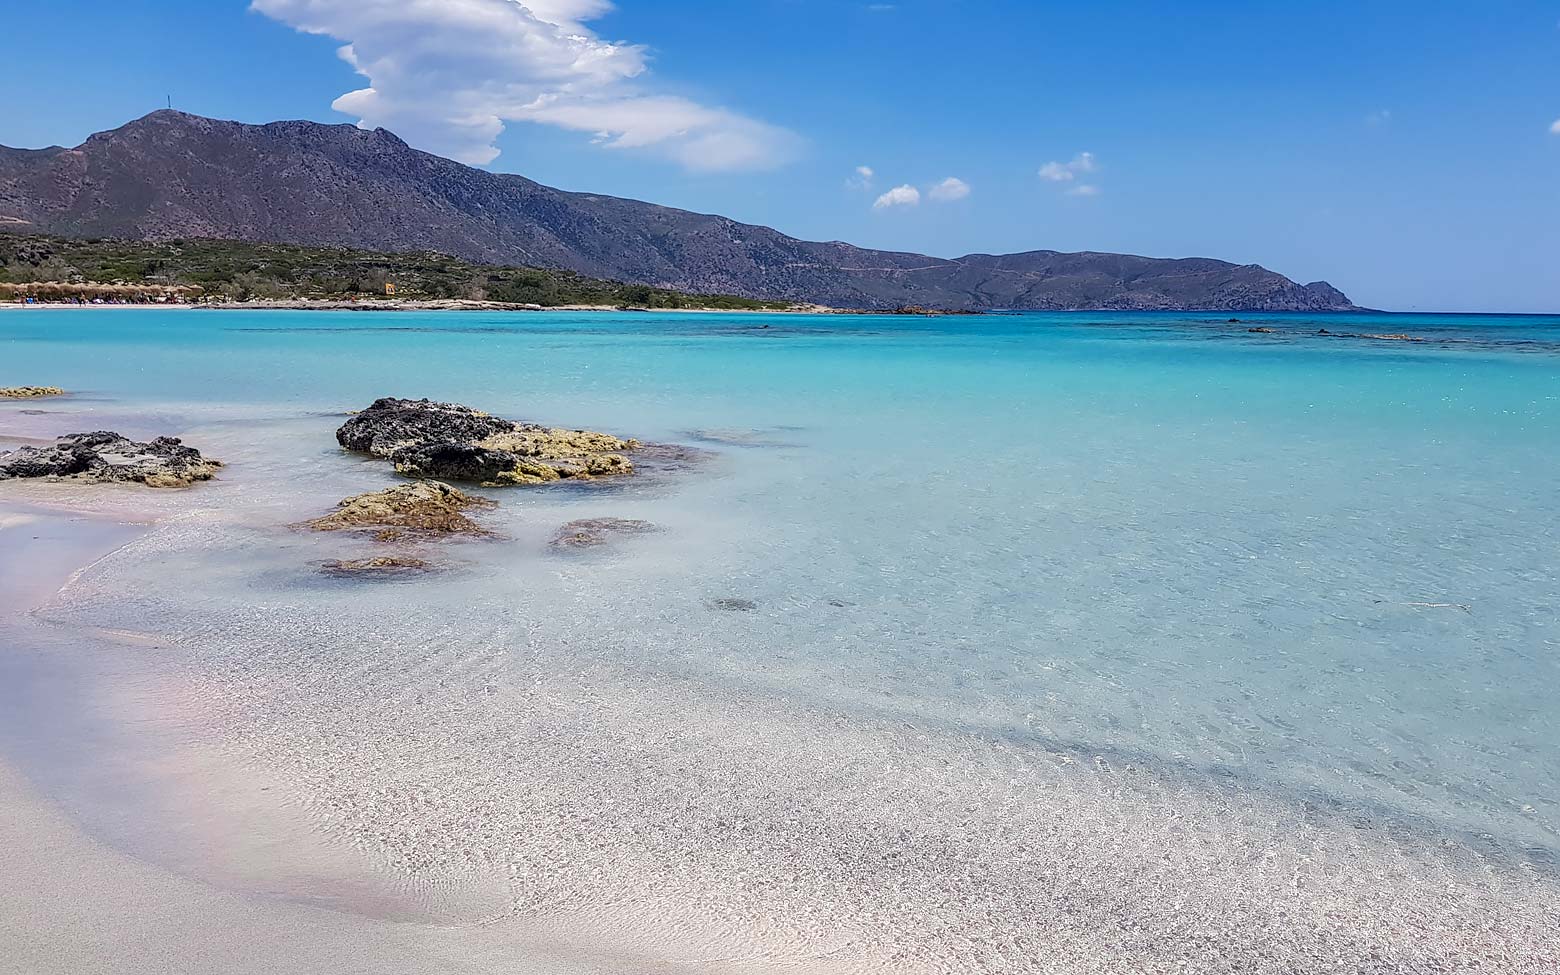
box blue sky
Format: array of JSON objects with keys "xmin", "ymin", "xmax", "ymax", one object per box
[{"xmin": 4, "ymin": 0, "xmax": 1559, "ymax": 312}]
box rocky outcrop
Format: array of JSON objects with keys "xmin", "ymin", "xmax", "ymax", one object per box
[
  {"xmin": 338, "ymin": 398, "xmax": 638, "ymax": 487},
  {"xmin": 0, "ymin": 386, "xmax": 65, "ymax": 399},
  {"xmin": 337, "ymin": 398, "xmax": 514, "ymax": 456},
  {"xmin": 319, "ymin": 556, "xmax": 434, "ymax": 577},
  {"xmin": 0, "ymin": 431, "xmax": 221, "ymax": 487},
  {"xmin": 550, "ymin": 517, "xmax": 660, "ymax": 550},
  {"xmin": 306, "ymin": 480, "xmax": 493, "ymax": 537}
]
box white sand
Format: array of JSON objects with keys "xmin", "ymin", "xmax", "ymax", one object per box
[{"xmin": 3, "ymin": 494, "xmax": 1559, "ymax": 973}]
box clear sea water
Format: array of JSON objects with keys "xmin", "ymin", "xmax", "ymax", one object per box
[{"xmin": 3, "ymin": 308, "xmax": 1559, "ymax": 969}]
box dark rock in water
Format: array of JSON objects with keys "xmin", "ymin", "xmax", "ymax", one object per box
[
  {"xmin": 337, "ymin": 398, "xmax": 515, "ymax": 456},
  {"xmin": 307, "ymin": 481, "xmax": 494, "ymax": 536},
  {"xmin": 1247, "ymin": 326, "xmax": 1278, "ymax": 334},
  {"xmin": 0, "ymin": 431, "xmax": 222, "ymax": 487},
  {"xmin": 338, "ymin": 397, "xmax": 639, "ymax": 487},
  {"xmin": 550, "ymin": 517, "xmax": 660, "ymax": 550},
  {"xmin": 709, "ymin": 597, "xmax": 758, "ymax": 612},
  {"xmin": 319, "ymin": 556, "xmax": 434, "ymax": 577},
  {"xmin": 390, "ymin": 442, "xmax": 522, "ymax": 484}
]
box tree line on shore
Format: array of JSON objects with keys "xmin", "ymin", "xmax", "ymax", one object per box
[{"xmin": 0, "ymin": 233, "xmax": 792, "ymax": 310}]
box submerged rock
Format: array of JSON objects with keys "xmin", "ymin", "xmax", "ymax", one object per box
[
  {"xmin": 307, "ymin": 481, "xmax": 494, "ymax": 536},
  {"xmin": 1247, "ymin": 326, "xmax": 1278, "ymax": 334},
  {"xmin": 684, "ymin": 428, "xmax": 796, "ymax": 448},
  {"xmin": 550, "ymin": 517, "xmax": 660, "ymax": 550},
  {"xmin": 319, "ymin": 556, "xmax": 435, "ymax": 577},
  {"xmin": 0, "ymin": 431, "xmax": 222, "ymax": 487},
  {"xmin": 1317, "ymin": 328, "xmax": 1426, "ymax": 344},
  {"xmin": 0, "ymin": 386, "xmax": 65, "ymax": 399},
  {"xmin": 709, "ymin": 597, "xmax": 758, "ymax": 612},
  {"xmin": 339, "ymin": 397, "xmax": 638, "ymax": 487}
]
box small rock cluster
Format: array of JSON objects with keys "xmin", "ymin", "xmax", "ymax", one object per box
[
  {"xmin": 337, "ymin": 397, "xmax": 638, "ymax": 487},
  {"xmin": 306, "ymin": 480, "xmax": 495, "ymax": 540},
  {"xmin": 318, "ymin": 555, "xmax": 434, "ymax": 577},
  {"xmin": 549, "ymin": 517, "xmax": 660, "ymax": 550},
  {"xmin": 0, "ymin": 431, "xmax": 223, "ymax": 488},
  {"xmin": 0, "ymin": 386, "xmax": 65, "ymax": 399}
]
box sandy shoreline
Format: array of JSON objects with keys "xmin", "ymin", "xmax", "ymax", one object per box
[{"xmin": 0, "ymin": 501, "xmax": 746, "ymax": 975}]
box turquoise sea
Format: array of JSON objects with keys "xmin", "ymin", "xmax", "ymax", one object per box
[{"xmin": 2, "ymin": 308, "xmax": 1558, "ymax": 971}]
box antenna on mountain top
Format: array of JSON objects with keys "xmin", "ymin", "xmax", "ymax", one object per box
[{"xmin": 167, "ymin": 95, "xmax": 172, "ymax": 110}]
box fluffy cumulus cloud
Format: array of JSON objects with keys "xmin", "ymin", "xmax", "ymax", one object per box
[
  {"xmin": 927, "ymin": 176, "xmax": 970, "ymax": 202},
  {"xmin": 873, "ymin": 184, "xmax": 921, "ymax": 209},
  {"xmin": 1039, "ymin": 152, "xmax": 1099, "ymax": 196},
  {"xmin": 251, "ymin": 0, "xmax": 799, "ymax": 170},
  {"xmin": 1038, "ymin": 152, "xmax": 1095, "ymax": 182}
]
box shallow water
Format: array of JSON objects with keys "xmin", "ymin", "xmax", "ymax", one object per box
[{"xmin": 3, "ymin": 308, "xmax": 1560, "ymax": 971}]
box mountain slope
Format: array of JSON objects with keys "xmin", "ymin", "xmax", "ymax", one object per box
[{"xmin": 0, "ymin": 111, "xmax": 1354, "ymax": 311}]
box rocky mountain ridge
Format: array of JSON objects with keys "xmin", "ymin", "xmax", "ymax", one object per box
[{"xmin": 0, "ymin": 111, "xmax": 1355, "ymax": 311}]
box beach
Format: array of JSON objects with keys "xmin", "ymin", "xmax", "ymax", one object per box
[{"xmin": 2, "ymin": 308, "xmax": 1559, "ymax": 973}]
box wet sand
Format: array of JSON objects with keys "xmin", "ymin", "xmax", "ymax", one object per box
[{"xmin": 0, "ymin": 502, "xmax": 888, "ymax": 974}]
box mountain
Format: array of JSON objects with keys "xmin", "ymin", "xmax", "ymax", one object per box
[{"xmin": 0, "ymin": 111, "xmax": 1355, "ymax": 311}]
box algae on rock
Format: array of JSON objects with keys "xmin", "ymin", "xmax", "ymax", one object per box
[
  {"xmin": 307, "ymin": 481, "xmax": 494, "ymax": 536},
  {"xmin": 0, "ymin": 386, "xmax": 65, "ymax": 399},
  {"xmin": 338, "ymin": 397, "xmax": 639, "ymax": 487}
]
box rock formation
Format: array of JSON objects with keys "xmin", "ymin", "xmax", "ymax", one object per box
[
  {"xmin": 0, "ymin": 386, "xmax": 65, "ymax": 399},
  {"xmin": 0, "ymin": 431, "xmax": 221, "ymax": 487},
  {"xmin": 338, "ymin": 398, "xmax": 638, "ymax": 487},
  {"xmin": 306, "ymin": 481, "xmax": 493, "ymax": 537}
]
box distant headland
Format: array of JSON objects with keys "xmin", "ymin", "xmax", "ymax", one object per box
[{"xmin": 0, "ymin": 111, "xmax": 1356, "ymax": 313}]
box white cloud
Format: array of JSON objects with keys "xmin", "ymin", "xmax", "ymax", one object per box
[
  {"xmin": 1037, "ymin": 161, "xmax": 1073, "ymax": 182},
  {"xmin": 927, "ymin": 176, "xmax": 971, "ymax": 202},
  {"xmin": 1038, "ymin": 152, "xmax": 1095, "ymax": 182},
  {"xmin": 251, "ymin": 0, "xmax": 798, "ymax": 170},
  {"xmin": 847, "ymin": 164, "xmax": 875, "ymax": 190},
  {"xmin": 873, "ymin": 184, "xmax": 921, "ymax": 209},
  {"xmin": 1040, "ymin": 153, "xmax": 1101, "ymax": 196},
  {"xmin": 1551, "ymin": 118, "xmax": 1560, "ymax": 135}
]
